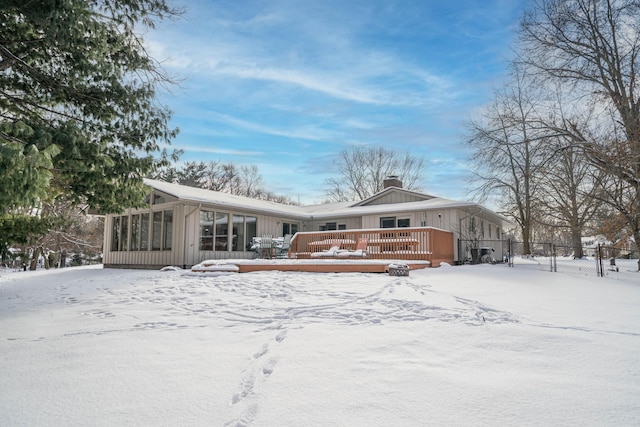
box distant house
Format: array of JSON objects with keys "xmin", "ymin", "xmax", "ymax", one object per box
[{"xmin": 103, "ymin": 177, "xmax": 513, "ymax": 269}]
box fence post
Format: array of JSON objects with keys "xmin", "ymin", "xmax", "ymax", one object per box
[
  {"xmin": 596, "ymin": 244, "xmax": 603, "ymax": 277},
  {"xmin": 508, "ymin": 238, "xmax": 513, "ymax": 267},
  {"xmin": 551, "ymin": 244, "xmax": 557, "ymax": 272}
]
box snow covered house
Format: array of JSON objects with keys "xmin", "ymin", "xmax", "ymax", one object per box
[{"xmin": 103, "ymin": 177, "xmax": 512, "ymax": 269}]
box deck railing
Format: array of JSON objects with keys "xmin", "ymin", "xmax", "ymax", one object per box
[{"xmin": 288, "ymin": 227, "xmax": 454, "ymax": 267}]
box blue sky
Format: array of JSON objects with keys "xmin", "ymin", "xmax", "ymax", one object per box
[{"xmin": 148, "ymin": 0, "xmax": 528, "ymax": 204}]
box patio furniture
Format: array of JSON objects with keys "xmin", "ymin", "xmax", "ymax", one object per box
[
  {"xmin": 311, "ymin": 245, "xmax": 342, "ymax": 257},
  {"xmin": 258, "ymin": 234, "xmax": 274, "ymax": 259},
  {"xmin": 274, "ymin": 234, "xmax": 293, "ymax": 258},
  {"xmin": 337, "ymin": 237, "xmax": 368, "ymax": 257}
]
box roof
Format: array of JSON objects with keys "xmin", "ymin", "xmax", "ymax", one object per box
[
  {"xmin": 143, "ymin": 179, "xmax": 513, "ymax": 226},
  {"xmin": 145, "ymin": 179, "xmax": 311, "ymax": 218}
]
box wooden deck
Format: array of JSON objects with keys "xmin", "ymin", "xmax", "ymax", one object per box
[
  {"xmin": 191, "ymin": 227, "xmax": 453, "ymax": 274},
  {"xmin": 191, "ymin": 259, "xmax": 431, "ymax": 274},
  {"xmin": 288, "ymin": 227, "xmax": 454, "ymax": 267}
]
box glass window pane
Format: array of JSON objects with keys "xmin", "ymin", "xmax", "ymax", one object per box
[
  {"xmin": 398, "ymin": 218, "xmax": 410, "ymax": 228},
  {"xmin": 246, "ymin": 216, "xmax": 257, "ymax": 249},
  {"xmin": 130, "ymin": 214, "xmax": 140, "ymax": 251},
  {"xmin": 200, "ymin": 210, "xmax": 213, "ymax": 251},
  {"xmin": 163, "ymin": 210, "xmax": 173, "ymax": 250},
  {"xmin": 120, "ymin": 216, "xmax": 129, "ymax": 251},
  {"xmin": 291, "ymin": 223, "xmax": 298, "ymax": 234},
  {"xmin": 111, "ymin": 216, "xmax": 120, "ymax": 251},
  {"xmin": 140, "ymin": 213, "xmax": 149, "ymax": 250},
  {"xmin": 380, "ymin": 217, "xmax": 396, "ymax": 228},
  {"xmin": 233, "ymin": 215, "xmax": 244, "ymax": 251},
  {"xmin": 215, "ymin": 212, "xmax": 228, "ymax": 251},
  {"xmin": 152, "ymin": 211, "xmax": 162, "ymax": 250}
]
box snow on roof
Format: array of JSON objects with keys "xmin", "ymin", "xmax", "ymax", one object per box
[
  {"xmin": 143, "ymin": 179, "xmax": 511, "ymax": 225},
  {"xmin": 144, "ymin": 179, "xmax": 311, "ymax": 218}
]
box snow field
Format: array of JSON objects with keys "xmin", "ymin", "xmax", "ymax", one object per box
[{"xmin": 0, "ymin": 264, "xmax": 638, "ymax": 426}]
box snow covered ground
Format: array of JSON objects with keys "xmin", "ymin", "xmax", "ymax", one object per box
[{"xmin": 0, "ymin": 264, "xmax": 638, "ymax": 426}]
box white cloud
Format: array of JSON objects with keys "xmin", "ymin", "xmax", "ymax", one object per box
[
  {"xmin": 173, "ymin": 144, "xmax": 264, "ymax": 156},
  {"xmin": 210, "ymin": 112, "xmax": 343, "ymax": 142}
]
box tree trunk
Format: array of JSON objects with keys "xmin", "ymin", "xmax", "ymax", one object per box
[
  {"xmin": 521, "ymin": 224, "xmax": 532, "ymax": 255},
  {"xmin": 633, "ymin": 229, "xmax": 640, "ymax": 272},
  {"xmin": 29, "ymin": 247, "xmax": 41, "ymax": 271},
  {"xmin": 571, "ymin": 225, "xmax": 584, "ymax": 259}
]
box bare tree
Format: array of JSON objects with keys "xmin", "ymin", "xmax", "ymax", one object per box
[
  {"xmin": 537, "ymin": 133, "xmax": 602, "ymax": 257},
  {"xmin": 152, "ymin": 161, "xmax": 298, "ymax": 204},
  {"xmin": 519, "ymin": 0, "xmax": 640, "ymax": 268},
  {"xmin": 533, "ymin": 90, "xmax": 604, "ymax": 258},
  {"xmin": 324, "ymin": 146, "xmax": 425, "ymax": 202},
  {"xmin": 466, "ymin": 69, "xmax": 550, "ymax": 255}
]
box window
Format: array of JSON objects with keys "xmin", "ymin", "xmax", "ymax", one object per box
[
  {"xmin": 246, "ymin": 216, "xmax": 257, "ymax": 250},
  {"xmin": 380, "ymin": 217, "xmax": 396, "ymax": 228},
  {"xmin": 152, "ymin": 211, "xmax": 162, "ymax": 250},
  {"xmin": 131, "ymin": 214, "xmax": 140, "ymax": 251},
  {"xmin": 202, "ymin": 211, "xmax": 254, "ymax": 252},
  {"xmin": 282, "ymin": 222, "xmax": 299, "ymax": 236},
  {"xmin": 325, "ymin": 222, "xmax": 337, "ymax": 231},
  {"xmin": 233, "ymin": 215, "xmax": 245, "ymax": 251},
  {"xmin": 200, "ymin": 210, "xmax": 214, "ymax": 251},
  {"xmin": 163, "ymin": 210, "xmax": 173, "ymax": 250},
  {"xmin": 397, "ymin": 218, "xmax": 410, "ymax": 228},
  {"xmin": 111, "ymin": 216, "xmax": 120, "ymax": 251},
  {"xmin": 140, "ymin": 213, "xmax": 149, "ymax": 250},
  {"xmin": 153, "ymin": 194, "xmax": 165, "ymax": 204},
  {"xmin": 215, "ymin": 212, "xmax": 229, "ymax": 251},
  {"xmin": 338, "ymin": 224, "xmax": 346, "ymax": 230},
  {"xmin": 120, "ymin": 216, "xmax": 129, "ymax": 251}
]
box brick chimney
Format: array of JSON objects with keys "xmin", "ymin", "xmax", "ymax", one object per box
[{"xmin": 383, "ymin": 175, "xmax": 402, "ymax": 189}]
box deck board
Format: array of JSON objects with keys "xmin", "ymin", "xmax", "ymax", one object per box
[{"xmin": 192, "ymin": 259, "xmax": 431, "ymax": 274}]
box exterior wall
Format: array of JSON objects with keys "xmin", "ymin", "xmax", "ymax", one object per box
[
  {"xmin": 362, "ymin": 192, "xmax": 428, "ymax": 206},
  {"xmin": 103, "ymin": 201, "xmax": 179, "ymax": 268},
  {"xmin": 104, "ymin": 201, "xmax": 309, "ymax": 269},
  {"xmin": 455, "ymin": 208, "xmax": 506, "ymax": 263}
]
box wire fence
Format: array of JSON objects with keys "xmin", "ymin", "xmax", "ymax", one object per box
[{"xmin": 459, "ymin": 239, "xmax": 639, "ymax": 282}]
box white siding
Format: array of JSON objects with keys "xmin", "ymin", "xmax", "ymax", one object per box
[{"xmin": 363, "ymin": 192, "xmax": 427, "ymax": 206}]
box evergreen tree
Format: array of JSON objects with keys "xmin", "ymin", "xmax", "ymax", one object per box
[
  {"xmin": 0, "ymin": 0, "xmax": 181, "ymax": 214},
  {"xmin": 0, "ymin": 0, "xmax": 181, "ymax": 250}
]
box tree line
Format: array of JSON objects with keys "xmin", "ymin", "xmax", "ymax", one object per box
[
  {"xmin": 467, "ymin": 0, "xmax": 640, "ymax": 266},
  {"xmin": 151, "ymin": 161, "xmax": 298, "ymax": 205}
]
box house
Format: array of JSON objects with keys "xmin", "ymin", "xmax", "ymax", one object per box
[{"xmin": 103, "ymin": 177, "xmax": 513, "ymax": 269}]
